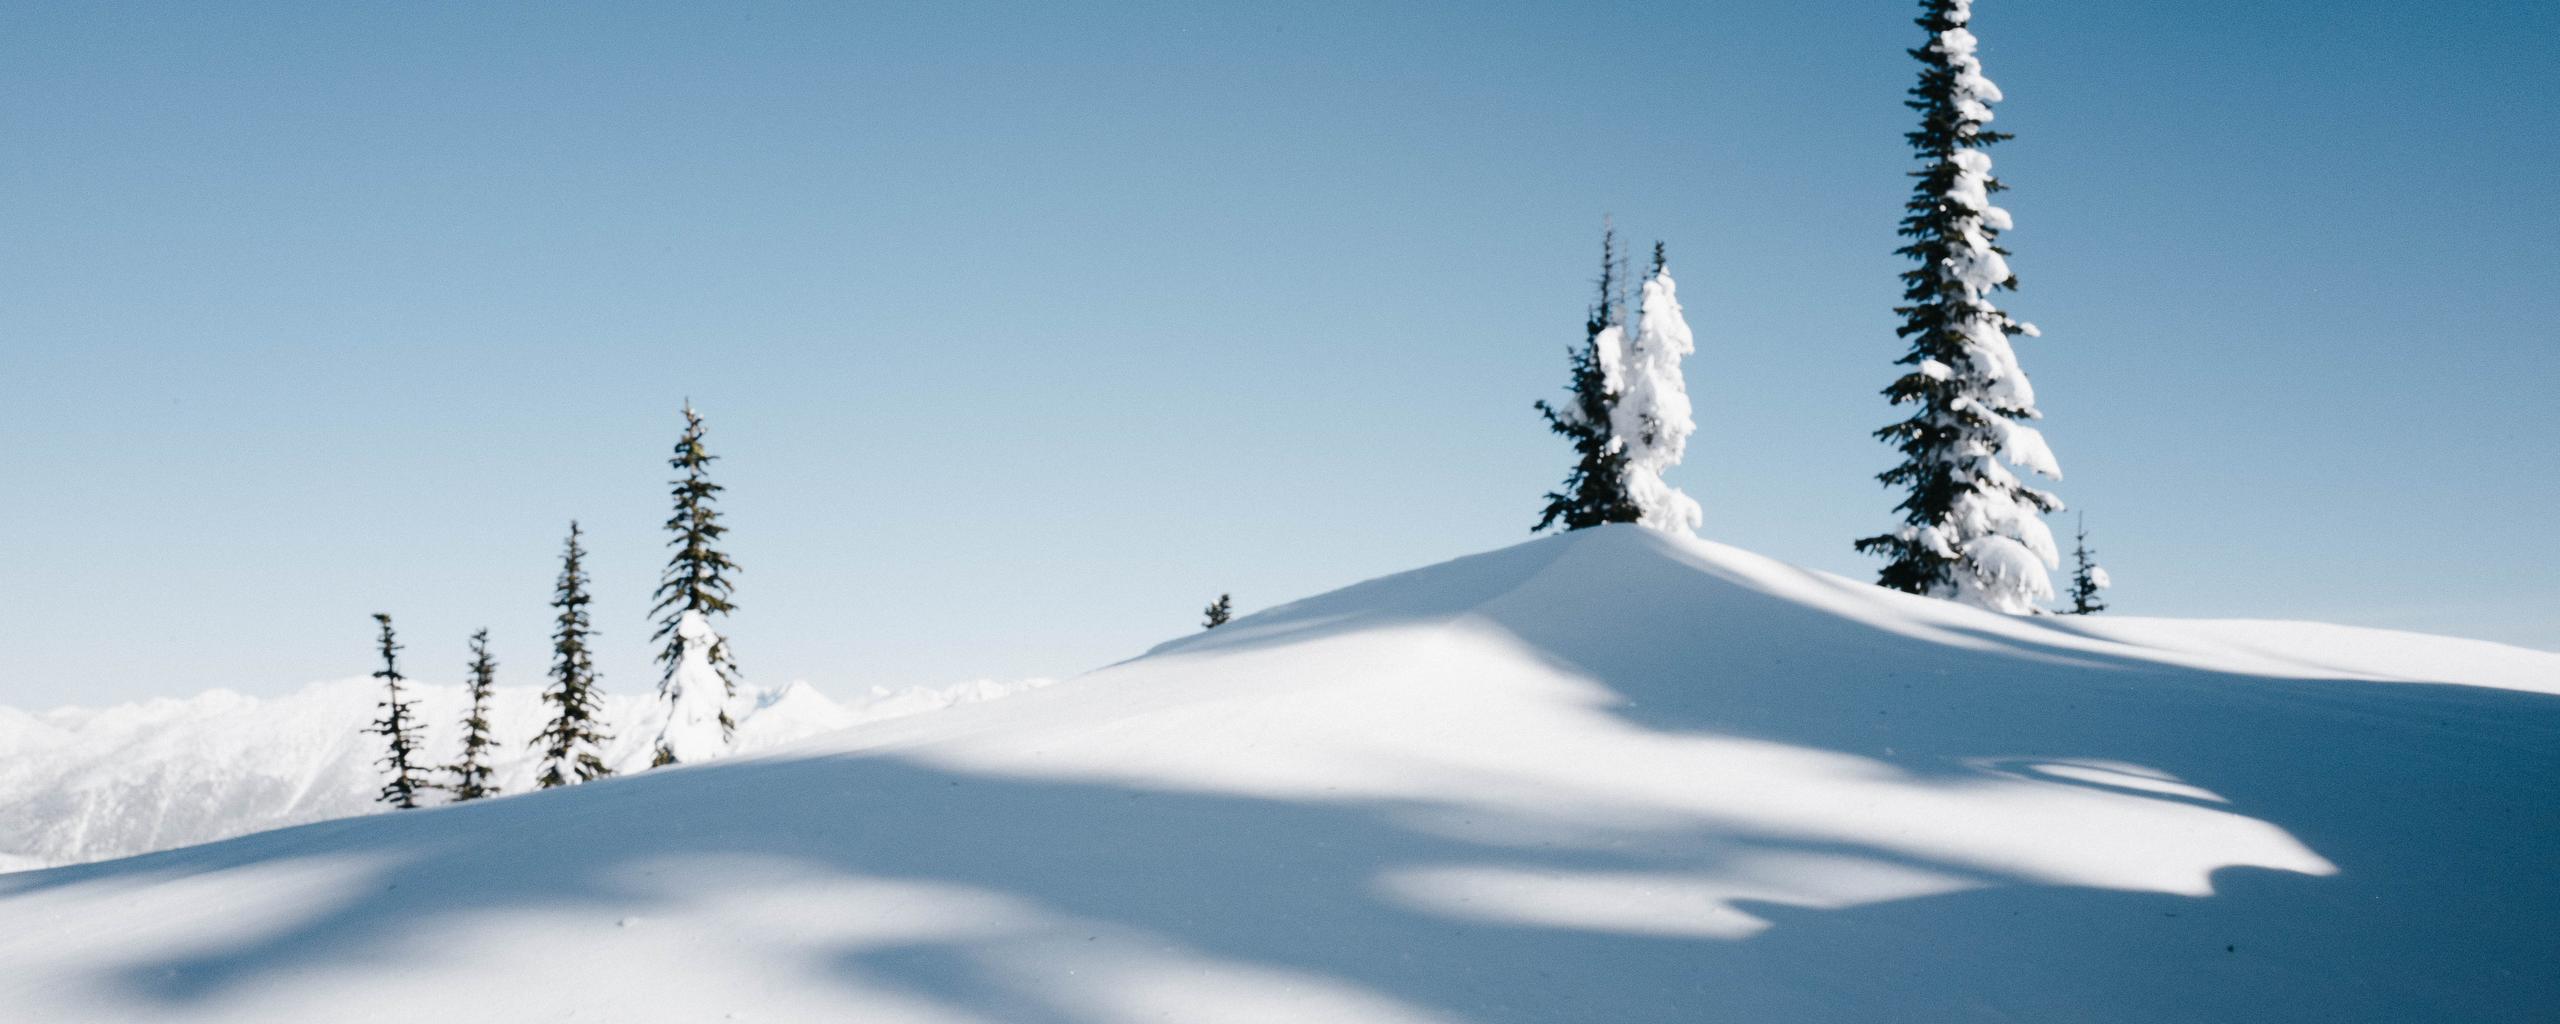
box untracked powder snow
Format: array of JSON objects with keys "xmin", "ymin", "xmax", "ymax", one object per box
[{"xmin": 1, "ymin": 527, "xmax": 2552, "ymax": 1022}]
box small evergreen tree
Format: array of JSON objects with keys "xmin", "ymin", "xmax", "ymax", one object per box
[
  {"xmin": 1611, "ymin": 241, "xmax": 1704, "ymax": 535},
  {"xmin": 447, "ymin": 628, "xmax": 502, "ymax": 801},
  {"xmin": 1202, "ymin": 594, "xmax": 1233, "ymax": 629},
  {"xmin": 649, "ymin": 402, "xmax": 743, "ymax": 767},
  {"xmin": 2064, "ymin": 514, "xmax": 2110, "ymax": 615},
  {"xmin": 1534, "ymin": 224, "xmax": 1641, "ymax": 532},
  {"xmin": 366, "ymin": 613, "xmax": 433, "ymax": 809},
  {"xmin": 1855, "ymin": 0, "xmax": 2066, "ymax": 614},
  {"xmin": 534, "ymin": 521, "xmax": 612, "ymax": 788}
]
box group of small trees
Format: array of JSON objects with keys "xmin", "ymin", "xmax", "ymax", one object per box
[
  {"xmin": 1534, "ymin": 0, "xmax": 2108, "ymax": 617},
  {"xmin": 366, "ymin": 615, "xmax": 527, "ymax": 805},
  {"xmin": 1534, "ymin": 227, "xmax": 1701, "ymax": 535},
  {"xmin": 365, "ymin": 404, "xmax": 745, "ymax": 808}
]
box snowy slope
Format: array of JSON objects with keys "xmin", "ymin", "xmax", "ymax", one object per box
[
  {"xmin": 2, "ymin": 526, "xmax": 2554, "ymax": 1023},
  {"xmin": 0, "ymin": 676, "xmax": 1054, "ymax": 870}
]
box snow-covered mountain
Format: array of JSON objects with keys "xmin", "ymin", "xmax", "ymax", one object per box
[
  {"xmin": 0, "ymin": 675, "xmax": 1053, "ymax": 871},
  {"xmin": 2, "ymin": 526, "xmax": 2554, "ymax": 1022}
]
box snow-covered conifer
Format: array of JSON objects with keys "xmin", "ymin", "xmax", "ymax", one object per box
[
  {"xmin": 651, "ymin": 610, "xmax": 732, "ymax": 765},
  {"xmin": 1202, "ymin": 594, "xmax": 1233, "ymax": 629},
  {"xmin": 447, "ymin": 629, "xmax": 501, "ymax": 801},
  {"xmin": 1534, "ymin": 225, "xmax": 1641, "ymax": 532},
  {"xmin": 365, "ymin": 613, "xmax": 433, "ymax": 809},
  {"xmin": 1611, "ymin": 242, "xmax": 1703, "ymax": 535},
  {"xmin": 2064, "ymin": 515, "xmax": 2109, "ymax": 615},
  {"xmin": 649, "ymin": 403, "xmax": 741, "ymax": 767},
  {"xmin": 1856, "ymin": 0, "xmax": 2064, "ymax": 614},
  {"xmin": 534, "ymin": 522, "xmax": 611, "ymax": 788}
]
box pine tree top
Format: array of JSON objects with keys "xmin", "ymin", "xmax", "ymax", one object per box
[
  {"xmin": 1534, "ymin": 223, "xmax": 1642, "ymax": 533},
  {"xmin": 371, "ymin": 613, "xmax": 402, "ymax": 683},
  {"xmin": 549, "ymin": 521, "xmax": 602, "ymax": 689},
  {"xmin": 465, "ymin": 628, "xmax": 497, "ymax": 684},
  {"xmin": 554, "ymin": 522, "xmax": 594, "ymax": 618},
  {"xmin": 653, "ymin": 403, "xmax": 741, "ymax": 629}
]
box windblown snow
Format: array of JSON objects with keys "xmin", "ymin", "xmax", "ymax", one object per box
[{"xmin": 2, "ymin": 527, "xmax": 2554, "ymax": 1022}]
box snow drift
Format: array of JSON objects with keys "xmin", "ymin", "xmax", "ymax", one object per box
[{"xmin": 2, "ymin": 526, "xmax": 2554, "ymax": 1022}]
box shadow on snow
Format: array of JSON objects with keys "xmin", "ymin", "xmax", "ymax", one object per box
[{"xmin": 9, "ymin": 528, "xmax": 2556, "ymax": 1022}]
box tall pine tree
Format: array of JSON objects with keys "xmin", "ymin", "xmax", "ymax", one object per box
[
  {"xmin": 1856, "ymin": 0, "xmax": 2066, "ymax": 614},
  {"xmin": 2064, "ymin": 514, "xmax": 2110, "ymax": 615},
  {"xmin": 1534, "ymin": 225, "xmax": 1641, "ymax": 532},
  {"xmin": 366, "ymin": 613, "xmax": 433, "ymax": 809},
  {"xmin": 649, "ymin": 402, "xmax": 742, "ymax": 767},
  {"xmin": 534, "ymin": 521, "xmax": 612, "ymax": 788},
  {"xmin": 447, "ymin": 628, "xmax": 501, "ymax": 801}
]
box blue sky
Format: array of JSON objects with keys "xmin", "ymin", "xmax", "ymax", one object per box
[{"xmin": 5, "ymin": 1, "xmax": 2554, "ymax": 706}]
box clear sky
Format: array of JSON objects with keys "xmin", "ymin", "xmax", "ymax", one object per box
[{"xmin": 5, "ymin": 1, "xmax": 2555, "ymax": 707}]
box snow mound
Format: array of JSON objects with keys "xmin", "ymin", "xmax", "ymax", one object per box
[{"xmin": 2, "ymin": 527, "xmax": 2554, "ymax": 1022}]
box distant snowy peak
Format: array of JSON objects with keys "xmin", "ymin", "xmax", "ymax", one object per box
[{"xmin": 0, "ymin": 673, "xmax": 1053, "ymax": 871}]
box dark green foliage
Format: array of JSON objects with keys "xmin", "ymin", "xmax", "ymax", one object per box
[
  {"xmin": 1202, "ymin": 593, "xmax": 1233, "ymax": 630},
  {"xmin": 447, "ymin": 629, "xmax": 502, "ymax": 801},
  {"xmin": 1855, "ymin": 0, "xmax": 2055, "ymax": 595},
  {"xmin": 2065, "ymin": 516, "xmax": 2108, "ymax": 615},
  {"xmin": 366, "ymin": 613, "xmax": 433, "ymax": 809},
  {"xmin": 1534, "ymin": 225, "xmax": 1641, "ymax": 532},
  {"xmin": 650, "ymin": 403, "xmax": 740, "ymax": 766},
  {"xmin": 534, "ymin": 521, "xmax": 611, "ymax": 788}
]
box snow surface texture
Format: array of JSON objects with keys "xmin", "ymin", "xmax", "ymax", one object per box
[
  {"xmin": 1612, "ymin": 265, "xmax": 1703, "ymax": 535},
  {"xmin": 3, "ymin": 527, "xmax": 2556, "ymax": 1022},
  {"xmin": 0, "ymin": 675, "xmax": 1054, "ymax": 870},
  {"xmin": 652, "ymin": 610, "xmax": 735, "ymax": 764},
  {"xmin": 1907, "ymin": 0, "xmax": 2064, "ymax": 615}
]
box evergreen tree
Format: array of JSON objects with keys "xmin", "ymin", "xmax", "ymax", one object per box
[
  {"xmin": 1612, "ymin": 241, "xmax": 1704, "ymax": 535},
  {"xmin": 447, "ymin": 628, "xmax": 502, "ymax": 801},
  {"xmin": 2064, "ymin": 514, "xmax": 2110, "ymax": 615},
  {"xmin": 1202, "ymin": 593, "xmax": 1233, "ymax": 629},
  {"xmin": 1856, "ymin": 0, "xmax": 2066, "ymax": 614},
  {"xmin": 534, "ymin": 521, "xmax": 612, "ymax": 788},
  {"xmin": 649, "ymin": 402, "xmax": 742, "ymax": 767},
  {"xmin": 365, "ymin": 613, "xmax": 433, "ymax": 809},
  {"xmin": 1534, "ymin": 224, "xmax": 1641, "ymax": 532}
]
